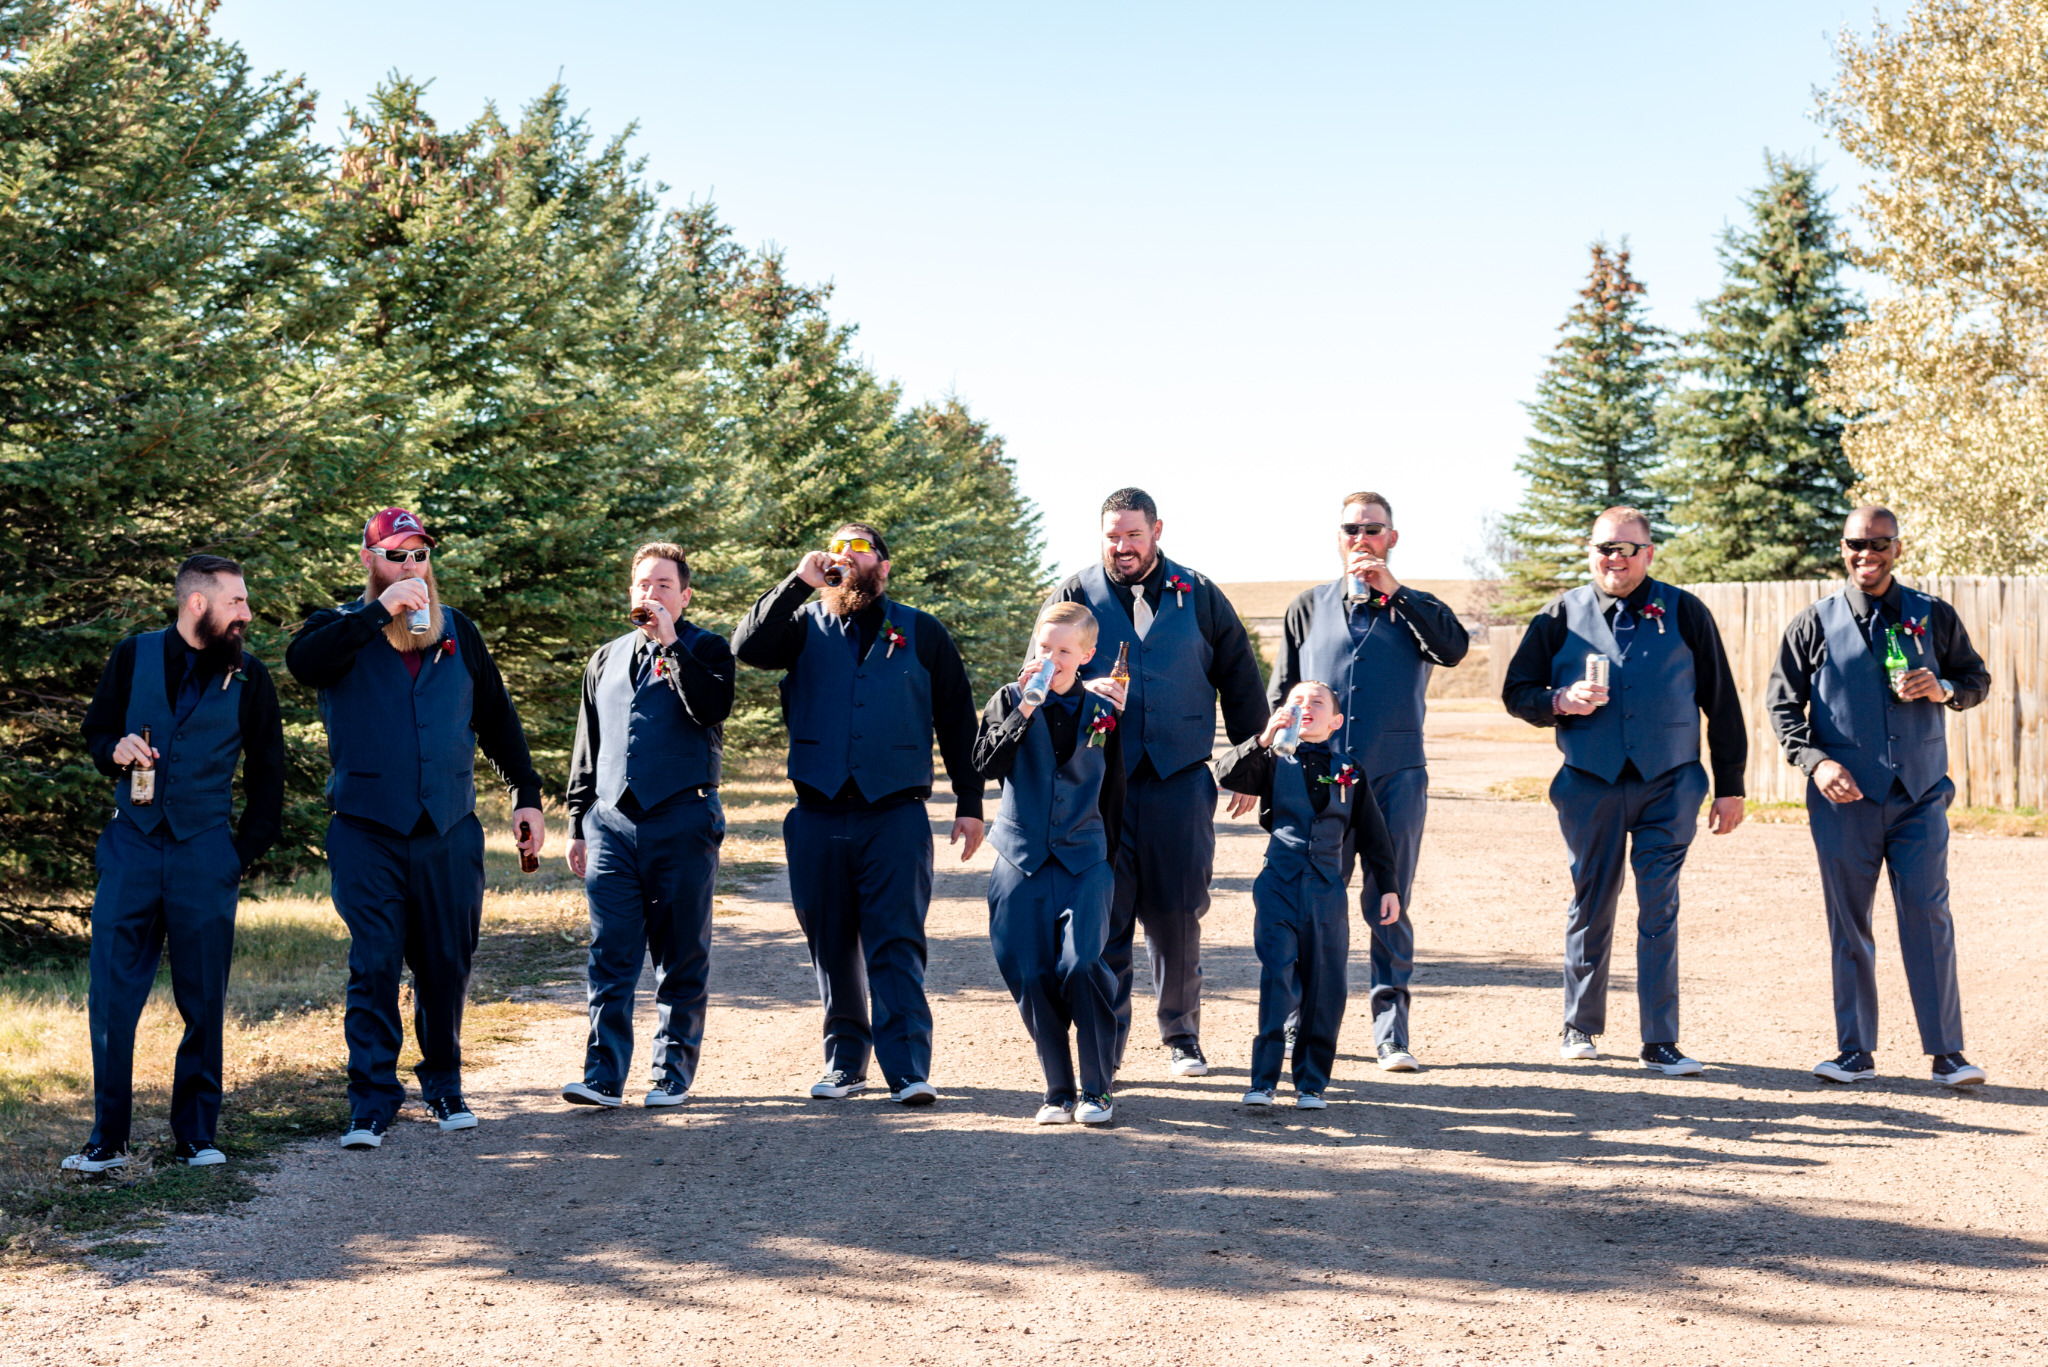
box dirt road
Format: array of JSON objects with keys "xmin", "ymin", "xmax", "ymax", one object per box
[{"xmin": 6, "ymin": 713, "xmax": 2045, "ymax": 1366}]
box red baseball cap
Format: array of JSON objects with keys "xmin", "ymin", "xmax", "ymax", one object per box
[{"xmin": 363, "ymin": 507, "xmax": 436, "ymax": 550}]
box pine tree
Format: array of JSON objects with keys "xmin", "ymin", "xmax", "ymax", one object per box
[
  {"xmin": 1503, "ymin": 241, "xmax": 1670, "ymax": 611},
  {"xmin": 1653, "ymin": 157, "xmax": 1862, "ymax": 582}
]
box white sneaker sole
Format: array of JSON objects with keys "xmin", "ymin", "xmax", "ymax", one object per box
[
  {"xmin": 60, "ymin": 1155, "xmax": 128, "ymax": 1173},
  {"xmin": 1377, "ymin": 1052, "xmax": 1420, "ymax": 1073},
  {"xmin": 1170, "ymin": 1059, "xmax": 1210, "ymax": 1077},
  {"xmin": 1642, "ymin": 1057, "xmax": 1704, "ymax": 1077},
  {"xmin": 1936, "ymin": 1067, "xmax": 1987, "ymax": 1087},
  {"xmin": 340, "ymin": 1131, "xmax": 384, "ymax": 1150},
  {"xmin": 1295, "ymin": 1095, "xmax": 1329, "ymax": 1110},
  {"xmin": 436, "ymin": 1113, "xmax": 478, "ymax": 1131},
  {"xmin": 893, "ymin": 1083, "xmax": 938, "ymax": 1107},
  {"xmin": 1076, "ymin": 1106, "xmax": 1114, "ymax": 1126},
  {"xmin": 1814, "ymin": 1064, "xmax": 1876, "ymax": 1084},
  {"xmin": 562, "ymin": 1084, "xmax": 622, "ymax": 1108},
  {"xmin": 644, "ymin": 1088, "xmax": 691, "ymax": 1107},
  {"xmin": 1560, "ymin": 1041, "xmax": 1598, "ymax": 1060},
  {"xmin": 178, "ymin": 1149, "xmax": 227, "ymax": 1166},
  {"xmin": 1034, "ymin": 1106, "xmax": 1075, "ymax": 1125},
  {"xmin": 809, "ymin": 1081, "xmax": 869, "ymax": 1099},
  {"xmin": 1241, "ymin": 1091, "xmax": 1275, "ymax": 1107}
]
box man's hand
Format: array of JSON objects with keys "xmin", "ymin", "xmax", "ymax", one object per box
[
  {"xmin": 111, "ymin": 732, "xmax": 159, "ymax": 768},
  {"xmin": 1813, "ymin": 759, "xmax": 1864, "ymax": 805},
  {"xmin": 1225, "ymin": 790, "xmax": 1258, "ymax": 819},
  {"xmin": 950, "ymin": 816, "xmax": 985, "ymax": 862},
  {"xmin": 513, "ymin": 807, "xmax": 546, "ymax": 859},
  {"xmin": 1348, "ymin": 553, "xmax": 1401, "ymax": 598},
  {"xmin": 566, "ymin": 838, "xmax": 588, "ymax": 879},
  {"xmin": 1707, "ymin": 796, "xmax": 1745, "ymax": 835},
  {"xmin": 1553, "ymin": 681, "xmax": 1609, "ymax": 715},
  {"xmin": 1081, "ymin": 677, "xmax": 1127, "ymax": 711},
  {"xmin": 1895, "ymin": 667, "xmax": 1946, "ymax": 703},
  {"xmin": 639, "ymin": 599, "xmax": 679, "ymax": 647},
  {"xmin": 795, "ymin": 551, "xmax": 835, "ymax": 589},
  {"xmin": 377, "ymin": 577, "xmax": 430, "ymax": 616},
  {"xmin": 1377, "ymin": 892, "xmax": 1401, "ymax": 926}
]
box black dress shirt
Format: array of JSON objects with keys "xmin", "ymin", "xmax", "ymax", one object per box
[
  {"xmin": 731, "ymin": 574, "xmax": 985, "ymax": 820},
  {"xmin": 1501, "ymin": 579, "xmax": 1748, "ymax": 798},
  {"xmin": 81, "ymin": 627, "xmax": 287, "ymax": 869},
  {"xmin": 285, "ymin": 598, "xmax": 545, "ymax": 811},
  {"xmin": 1212, "ymin": 736, "xmax": 1399, "ymax": 891},
  {"xmin": 1766, "ymin": 579, "xmax": 1990, "ymax": 777},
  {"xmin": 565, "ymin": 625, "xmax": 736, "ymax": 839},
  {"xmin": 1267, "ymin": 579, "xmax": 1472, "ymax": 712}
]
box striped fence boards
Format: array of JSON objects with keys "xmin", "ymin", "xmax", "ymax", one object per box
[{"xmin": 1484, "ymin": 577, "xmax": 2048, "ymax": 810}]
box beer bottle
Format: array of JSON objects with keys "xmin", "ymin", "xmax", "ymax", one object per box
[
  {"xmin": 1884, "ymin": 626, "xmax": 1910, "ymax": 698},
  {"xmin": 518, "ymin": 820, "xmax": 539, "ymax": 874},
  {"xmin": 1109, "ymin": 641, "xmax": 1131, "ymax": 687},
  {"xmin": 129, "ymin": 725, "xmax": 156, "ymax": 806}
]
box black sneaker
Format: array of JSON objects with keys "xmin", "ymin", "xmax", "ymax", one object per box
[
  {"xmin": 1559, "ymin": 1026, "xmax": 1597, "ymax": 1060},
  {"xmin": 1814, "ymin": 1050, "xmax": 1876, "ymax": 1083},
  {"xmin": 1932, "ymin": 1052, "xmax": 1987, "ymax": 1086},
  {"xmin": 424, "ymin": 1095, "xmax": 477, "ymax": 1130},
  {"xmin": 171, "ymin": 1140, "xmax": 226, "ymax": 1166},
  {"xmin": 1168, "ymin": 1043, "xmax": 1209, "ymax": 1077},
  {"xmin": 60, "ymin": 1143, "xmax": 128, "ymax": 1174},
  {"xmin": 1640, "ymin": 1042, "xmax": 1704, "ymax": 1077},
  {"xmin": 1377, "ymin": 1041, "xmax": 1420, "ymax": 1072},
  {"xmin": 562, "ymin": 1081, "xmax": 624, "ymax": 1108},
  {"xmin": 808, "ymin": 1069, "xmax": 868, "ymax": 1099},
  {"xmin": 340, "ymin": 1115, "xmax": 388, "ymax": 1149}
]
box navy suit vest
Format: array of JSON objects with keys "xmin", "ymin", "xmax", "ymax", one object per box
[
  {"xmin": 989, "ymin": 687, "xmax": 1115, "ymax": 876},
  {"xmin": 1076, "ymin": 559, "xmax": 1215, "ymax": 778},
  {"xmin": 316, "ymin": 604, "xmax": 478, "ymax": 834},
  {"xmin": 1810, "ymin": 589, "xmax": 1949, "ymax": 801},
  {"xmin": 1299, "ymin": 578, "xmax": 1430, "ymax": 777},
  {"xmin": 1546, "ymin": 582, "xmax": 1701, "ymax": 783},
  {"xmin": 782, "ymin": 598, "xmax": 934, "ymax": 801},
  {"xmin": 594, "ymin": 627, "xmax": 720, "ymax": 808},
  {"xmin": 1263, "ymin": 749, "xmax": 1352, "ymax": 886},
  {"xmin": 116, "ymin": 630, "xmax": 243, "ymax": 841}
]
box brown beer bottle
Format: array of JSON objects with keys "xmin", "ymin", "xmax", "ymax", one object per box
[
  {"xmin": 1109, "ymin": 641, "xmax": 1131, "ymax": 687},
  {"xmin": 129, "ymin": 725, "xmax": 156, "ymax": 806},
  {"xmin": 518, "ymin": 820, "xmax": 539, "ymax": 874}
]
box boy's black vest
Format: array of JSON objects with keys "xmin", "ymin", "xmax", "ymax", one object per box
[
  {"xmin": 1298, "ymin": 578, "xmax": 1431, "ymax": 777},
  {"xmin": 781, "ymin": 597, "xmax": 934, "ymax": 802},
  {"xmin": 1263, "ymin": 747, "xmax": 1353, "ymax": 886},
  {"xmin": 316, "ymin": 604, "xmax": 477, "ymax": 835},
  {"xmin": 989, "ymin": 687, "xmax": 1114, "ymax": 876},
  {"xmin": 1076, "ymin": 558, "xmax": 1215, "ymax": 779},
  {"xmin": 1545, "ymin": 580, "xmax": 1701, "ymax": 783},
  {"xmin": 116, "ymin": 630, "xmax": 243, "ymax": 841},
  {"xmin": 1810, "ymin": 587, "xmax": 1949, "ymax": 802},
  {"xmin": 593, "ymin": 627, "xmax": 721, "ymax": 808}
]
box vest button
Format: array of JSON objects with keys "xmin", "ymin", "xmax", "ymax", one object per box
[{"xmin": 175, "ymin": 732, "xmax": 185, "ymax": 741}]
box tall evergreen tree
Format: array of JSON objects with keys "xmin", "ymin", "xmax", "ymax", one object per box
[
  {"xmin": 1653, "ymin": 156, "xmax": 1863, "ymax": 582},
  {"xmin": 1503, "ymin": 241, "xmax": 1669, "ymax": 611}
]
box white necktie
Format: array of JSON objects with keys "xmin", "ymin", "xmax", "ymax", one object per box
[{"xmin": 1133, "ymin": 593, "xmax": 1155, "ymax": 640}]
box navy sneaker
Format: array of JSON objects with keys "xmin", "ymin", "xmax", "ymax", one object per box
[
  {"xmin": 1932, "ymin": 1053, "xmax": 1987, "ymax": 1086},
  {"xmin": 809, "ymin": 1070, "xmax": 868, "ymax": 1099},
  {"xmin": 172, "ymin": 1140, "xmax": 226, "ymax": 1166},
  {"xmin": 340, "ymin": 1115, "xmax": 388, "ymax": 1149},
  {"xmin": 60, "ymin": 1143, "xmax": 128, "ymax": 1174},
  {"xmin": 424, "ymin": 1095, "xmax": 477, "ymax": 1130},
  {"xmin": 1168, "ymin": 1043, "xmax": 1209, "ymax": 1077},
  {"xmin": 1814, "ymin": 1050, "xmax": 1876, "ymax": 1083},
  {"xmin": 1640, "ymin": 1042, "xmax": 1704, "ymax": 1077},
  {"xmin": 562, "ymin": 1081, "xmax": 623, "ymax": 1108},
  {"xmin": 643, "ymin": 1079, "xmax": 690, "ymax": 1107}
]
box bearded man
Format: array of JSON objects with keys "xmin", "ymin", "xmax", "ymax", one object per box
[
  {"xmin": 66, "ymin": 555, "xmax": 285, "ymax": 1173},
  {"xmin": 286, "ymin": 508, "xmax": 545, "ymax": 1149},
  {"xmin": 733, "ymin": 522, "xmax": 985, "ymax": 1106}
]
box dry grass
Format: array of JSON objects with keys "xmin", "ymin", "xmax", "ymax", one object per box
[
  {"xmin": 1486, "ymin": 774, "xmax": 1551, "ymax": 803},
  {"xmin": 1740, "ymin": 799, "xmax": 2046, "ymax": 837}
]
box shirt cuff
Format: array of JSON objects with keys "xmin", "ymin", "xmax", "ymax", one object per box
[{"xmin": 514, "ymin": 782, "xmax": 543, "ymax": 811}]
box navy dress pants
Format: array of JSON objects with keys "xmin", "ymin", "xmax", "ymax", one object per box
[
  {"xmin": 1807, "ymin": 775, "xmax": 1965, "ymax": 1056},
  {"xmin": 784, "ymin": 801, "xmax": 935, "ymax": 1091},
  {"xmin": 1249, "ymin": 867, "xmax": 1349, "ymax": 1095},
  {"xmin": 1551, "ymin": 761, "xmax": 1707, "ymax": 1043},
  {"xmin": 328, "ymin": 813, "xmax": 485, "ymax": 1125},
  {"xmin": 987, "ymin": 855, "xmax": 1118, "ymax": 1104},
  {"xmin": 1106, "ymin": 763, "xmax": 1218, "ymax": 1062},
  {"xmin": 87, "ymin": 815, "xmax": 239, "ymax": 1151},
  {"xmin": 1343, "ymin": 764, "xmax": 1427, "ymax": 1050},
  {"xmin": 582, "ymin": 790, "xmax": 724, "ymax": 1091}
]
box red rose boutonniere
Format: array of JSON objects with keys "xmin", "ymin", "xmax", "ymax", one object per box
[
  {"xmin": 1087, "ymin": 712, "xmax": 1118, "ymax": 747},
  {"xmin": 1318, "ymin": 762, "xmax": 1361, "ymax": 789},
  {"xmin": 881, "ymin": 619, "xmax": 908, "ymax": 659},
  {"xmin": 1641, "ymin": 597, "xmax": 1668, "ymax": 635},
  {"xmin": 1900, "ymin": 616, "xmax": 1928, "ymax": 657},
  {"xmin": 1164, "ymin": 573, "xmax": 1194, "ymax": 607}
]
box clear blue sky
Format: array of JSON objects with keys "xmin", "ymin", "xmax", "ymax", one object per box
[{"xmin": 216, "ymin": 1, "xmax": 1904, "ymax": 583}]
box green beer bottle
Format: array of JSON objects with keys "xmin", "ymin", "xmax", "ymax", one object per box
[{"xmin": 1884, "ymin": 625, "xmax": 1910, "ymax": 697}]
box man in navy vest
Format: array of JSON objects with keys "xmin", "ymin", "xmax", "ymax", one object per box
[
  {"xmin": 1502, "ymin": 506, "xmax": 1747, "ymax": 1077},
  {"xmin": 1767, "ymin": 506, "xmax": 1991, "ymax": 1087},
  {"xmin": 1267, "ymin": 491, "xmax": 1469, "ymax": 1072},
  {"xmin": 1050, "ymin": 488, "xmax": 1268, "ymax": 1078},
  {"xmin": 66, "ymin": 556, "xmax": 285, "ymax": 1173},
  {"xmin": 733, "ymin": 522, "xmax": 985, "ymax": 1105},
  {"xmin": 287, "ymin": 508, "xmax": 546, "ymax": 1149},
  {"xmin": 561, "ymin": 542, "xmax": 733, "ymax": 1108}
]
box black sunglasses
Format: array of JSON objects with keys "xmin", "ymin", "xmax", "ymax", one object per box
[
  {"xmin": 1340, "ymin": 521, "xmax": 1390, "ymax": 537},
  {"xmin": 369, "ymin": 546, "xmax": 432, "ymax": 565},
  {"xmin": 1590, "ymin": 540, "xmax": 1652, "ymax": 558},
  {"xmin": 1842, "ymin": 536, "xmax": 1897, "ymax": 553}
]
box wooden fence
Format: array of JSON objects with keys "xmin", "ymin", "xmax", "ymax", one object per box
[{"xmin": 1485, "ymin": 577, "xmax": 2048, "ymax": 809}]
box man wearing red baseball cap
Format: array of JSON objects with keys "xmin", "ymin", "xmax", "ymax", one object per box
[{"xmin": 287, "ymin": 508, "xmax": 546, "ymax": 1149}]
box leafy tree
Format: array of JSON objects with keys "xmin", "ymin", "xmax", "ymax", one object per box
[
  {"xmin": 1654, "ymin": 157, "xmax": 1863, "ymax": 583},
  {"xmin": 1503, "ymin": 241, "xmax": 1669, "ymax": 611},
  {"xmin": 1820, "ymin": 0, "xmax": 2048, "ymax": 573}
]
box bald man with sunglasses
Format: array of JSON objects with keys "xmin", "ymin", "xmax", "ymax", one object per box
[{"xmin": 1502, "ymin": 506, "xmax": 1746, "ymax": 1077}]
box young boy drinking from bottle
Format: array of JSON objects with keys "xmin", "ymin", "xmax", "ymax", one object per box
[
  {"xmin": 1214, "ymin": 680, "xmax": 1400, "ymax": 1109},
  {"xmin": 974, "ymin": 603, "xmax": 1128, "ymax": 1125}
]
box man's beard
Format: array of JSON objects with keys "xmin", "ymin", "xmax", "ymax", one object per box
[
  {"xmin": 1103, "ymin": 545, "xmax": 1158, "ymax": 587},
  {"xmin": 193, "ymin": 610, "xmax": 246, "ymax": 674},
  {"xmin": 365, "ymin": 566, "xmax": 445, "ymax": 652},
  {"xmin": 821, "ymin": 563, "xmax": 885, "ymax": 618}
]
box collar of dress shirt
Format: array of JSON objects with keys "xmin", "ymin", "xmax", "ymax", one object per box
[
  {"xmin": 1844, "ymin": 578, "xmax": 1904, "ymax": 622},
  {"xmin": 1593, "ymin": 577, "xmax": 1655, "ymax": 618}
]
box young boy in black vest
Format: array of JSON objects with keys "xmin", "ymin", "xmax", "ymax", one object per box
[
  {"xmin": 1215, "ymin": 680, "xmax": 1399, "ymax": 1109},
  {"xmin": 975, "ymin": 603, "xmax": 1128, "ymax": 1125}
]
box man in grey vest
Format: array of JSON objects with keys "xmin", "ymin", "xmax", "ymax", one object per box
[
  {"xmin": 561, "ymin": 542, "xmax": 734, "ymax": 1108},
  {"xmin": 66, "ymin": 556, "xmax": 285, "ymax": 1173},
  {"xmin": 1267, "ymin": 491, "xmax": 1469, "ymax": 1071},
  {"xmin": 1050, "ymin": 488, "xmax": 1268, "ymax": 1077},
  {"xmin": 287, "ymin": 508, "xmax": 546, "ymax": 1149},
  {"xmin": 733, "ymin": 522, "xmax": 985, "ymax": 1106},
  {"xmin": 1766, "ymin": 506, "xmax": 1990, "ymax": 1087},
  {"xmin": 1502, "ymin": 506, "xmax": 1747, "ymax": 1076}
]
